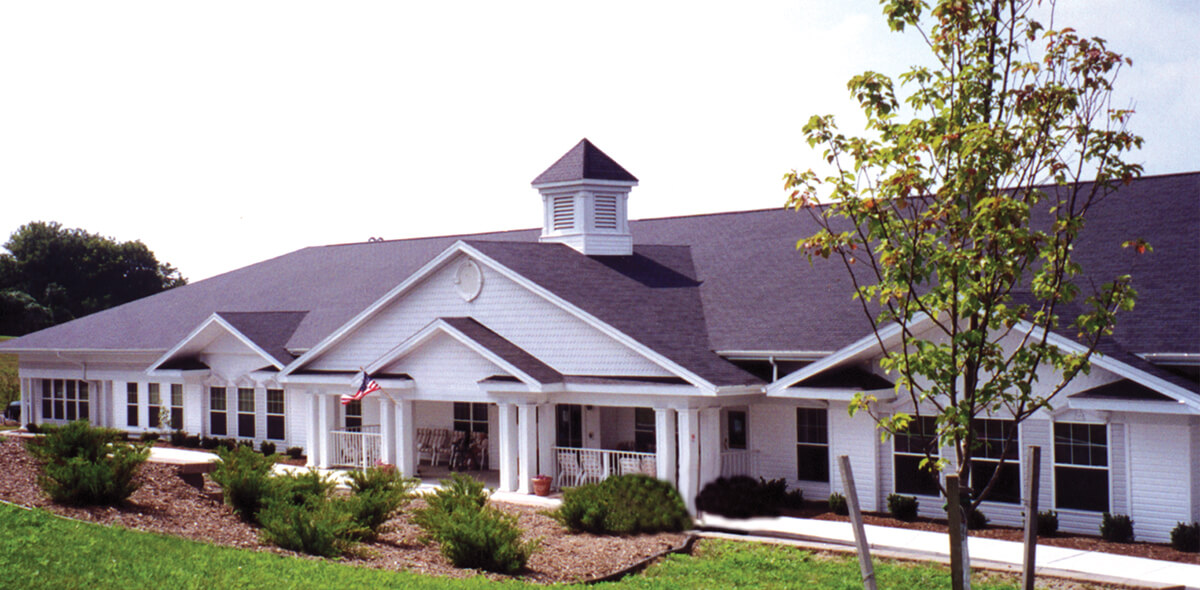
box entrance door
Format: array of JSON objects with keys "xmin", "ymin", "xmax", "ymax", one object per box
[{"xmin": 556, "ymin": 404, "xmax": 583, "ymax": 448}]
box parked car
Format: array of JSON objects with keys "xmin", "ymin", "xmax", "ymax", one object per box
[{"xmin": 5, "ymin": 401, "xmax": 19, "ymax": 422}]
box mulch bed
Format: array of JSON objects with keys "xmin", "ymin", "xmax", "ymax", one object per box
[
  {"xmin": 0, "ymin": 437, "xmax": 685, "ymax": 584},
  {"xmin": 781, "ymin": 503, "xmax": 1200, "ymax": 566}
]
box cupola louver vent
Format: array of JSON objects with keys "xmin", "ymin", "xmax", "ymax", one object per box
[
  {"xmin": 552, "ymin": 196, "xmax": 574, "ymax": 230},
  {"xmin": 595, "ymin": 195, "xmax": 618, "ymax": 230}
]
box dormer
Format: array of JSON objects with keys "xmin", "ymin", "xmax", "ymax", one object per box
[{"xmin": 532, "ymin": 139, "xmax": 638, "ymax": 256}]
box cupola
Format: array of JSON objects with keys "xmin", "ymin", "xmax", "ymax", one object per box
[{"xmin": 532, "ymin": 139, "xmax": 637, "ymax": 256}]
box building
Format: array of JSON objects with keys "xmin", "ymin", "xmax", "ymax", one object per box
[{"xmin": 3, "ymin": 140, "xmax": 1197, "ymax": 542}]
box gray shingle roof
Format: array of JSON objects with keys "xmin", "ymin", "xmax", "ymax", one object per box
[
  {"xmin": 217, "ymin": 311, "xmax": 308, "ymax": 366},
  {"xmin": 2, "ymin": 172, "xmax": 1195, "ymax": 390},
  {"xmin": 439, "ymin": 317, "xmax": 563, "ymax": 385},
  {"xmin": 531, "ymin": 139, "xmax": 638, "ymax": 185}
]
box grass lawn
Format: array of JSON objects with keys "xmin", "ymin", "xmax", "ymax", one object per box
[{"xmin": 0, "ymin": 503, "xmax": 1030, "ymax": 590}]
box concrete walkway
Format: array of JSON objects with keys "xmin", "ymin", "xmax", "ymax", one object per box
[{"xmin": 696, "ymin": 513, "xmax": 1200, "ymax": 590}]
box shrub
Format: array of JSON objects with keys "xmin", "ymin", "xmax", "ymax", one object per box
[
  {"xmin": 1100, "ymin": 513, "xmax": 1134, "ymax": 543},
  {"xmin": 1169, "ymin": 521, "xmax": 1199, "ymax": 553},
  {"xmin": 413, "ymin": 473, "xmax": 537, "ymax": 573},
  {"xmin": 183, "ymin": 435, "xmax": 201, "ymax": 449},
  {"xmin": 210, "ymin": 444, "xmax": 277, "ymax": 523},
  {"xmin": 828, "ymin": 492, "xmax": 848, "ymax": 515},
  {"xmin": 966, "ymin": 507, "xmax": 989, "ymax": 530},
  {"xmin": 1036, "ymin": 510, "xmax": 1059, "ymax": 537},
  {"xmin": 345, "ymin": 464, "xmax": 418, "ymax": 539},
  {"xmin": 258, "ymin": 496, "xmax": 363, "ymax": 558},
  {"xmin": 259, "ymin": 441, "xmax": 276, "ymax": 456},
  {"xmin": 140, "ymin": 432, "xmax": 160, "ymax": 443},
  {"xmin": 25, "ymin": 420, "xmax": 150, "ymax": 506},
  {"xmin": 169, "ymin": 430, "xmax": 188, "ymax": 447},
  {"xmin": 695, "ymin": 476, "xmax": 802, "ymax": 518},
  {"xmin": 887, "ymin": 494, "xmax": 919, "ymax": 522},
  {"xmin": 199, "ymin": 437, "xmax": 221, "ymax": 450},
  {"xmin": 555, "ymin": 474, "xmax": 691, "ymax": 535},
  {"xmin": 24, "ymin": 422, "xmax": 39, "ymax": 434},
  {"xmin": 286, "ymin": 446, "xmax": 304, "ymax": 460},
  {"xmin": 270, "ymin": 468, "xmax": 334, "ymax": 507}
]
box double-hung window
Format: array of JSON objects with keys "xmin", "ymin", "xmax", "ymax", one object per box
[
  {"xmin": 147, "ymin": 384, "xmax": 161, "ymax": 429},
  {"xmin": 41, "ymin": 379, "xmax": 89, "ymax": 422},
  {"xmin": 795, "ymin": 408, "xmax": 829, "ymax": 482},
  {"xmin": 209, "ymin": 387, "xmax": 227, "ymax": 436},
  {"xmin": 237, "ymin": 388, "xmax": 255, "ymax": 438},
  {"xmin": 126, "ymin": 383, "xmax": 139, "ymax": 427},
  {"xmin": 344, "ymin": 399, "xmax": 362, "ymax": 430},
  {"xmin": 894, "ymin": 416, "xmax": 941, "ymax": 496},
  {"xmin": 1054, "ymin": 422, "xmax": 1109, "ymax": 512},
  {"xmin": 266, "ymin": 389, "xmax": 285, "ymax": 441},
  {"xmin": 970, "ymin": 419, "xmax": 1021, "ymax": 503},
  {"xmin": 634, "ymin": 408, "xmax": 657, "ymax": 453},
  {"xmin": 453, "ymin": 402, "xmax": 489, "ymax": 435},
  {"xmin": 170, "ymin": 384, "xmax": 184, "ymax": 430}
]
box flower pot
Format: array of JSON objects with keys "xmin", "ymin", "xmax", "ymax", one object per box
[{"xmin": 532, "ymin": 476, "xmax": 552, "ymax": 496}]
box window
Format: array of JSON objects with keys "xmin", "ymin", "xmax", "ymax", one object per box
[
  {"xmin": 594, "ymin": 195, "xmax": 618, "ymax": 229},
  {"xmin": 894, "ymin": 416, "xmax": 941, "ymax": 496},
  {"xmin": 237, "ymin": 388, "xmax": 255, "ymax": 438},
  {"xmin": 727, "ymin": 410, "xmax": 748, "ymax": 450},
  {"xmin": 41, "ymin": 379, "xmax": 90, "ymax": 422},
  {"xmin": 209, "ymin": 387, "xmax": 227, "ymax": 436},
  {"xmin": 1054, "ymin": 422, "xmax": 1109, "ymax": 512},
  {"xmin": 552, "ymin": 195, "xmax": 574, "ymax": 230},
  {"xmin": 796, "ymin": 408, "xmax": 829, "ymax": 482},
  {"xmin": 970, "ymin": 419, "xmax": 1020, "ymax": 503},
  {"xmin": 266, "ymin": 389, "xmax": 285, "ymax": 441},
  {"xmin": 556, "ymin": 404, "xmax": 583, "ymax": 448},
  {"xmin": 126, "ymin": 383, "xmax": 139, "ymax": 427},
  {"xmin": 634, "ymin": 408, "xmax": 656, "ymax": 453},
  {"xmin": 454, "ymin": 402, "xmax": 489, "ymax": 434},
  {"xmin": 344, "ymin": 399, "xmax": 362, "ymax": 429},
  {"xmin": 170, "ymin": 384, "xmax": 184, "ymax": 430},
  {"xmin": 148, "ymin": 383, "xmax": 161, "ymax": 429}
]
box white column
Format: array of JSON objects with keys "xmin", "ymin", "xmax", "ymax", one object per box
[
  {"xmin": 537, "ymin": 404, "xmax": 556, "ymax": 479},
  {"xmin": 379, "ymin": 398, "xmax": 396, "ymax": 465},
  {"xmin": 317, "ymin": 393, "xmax": 333, "ymax": 469},
  {"xmin": 655, "ymin": 408, "xmax": 677, "ymax": 483},
  {"xmin": 31, "ymin": 378, "xmax": 41, "ymax": 425},
  {"xmin": 20, "ymin": 378, "xmax": 32, "ymax": 426},
  {"xmin": 699, "ymin": 406, "xmax": 722, "ymax": 490},
  {"xmin": 183, "ymin": 383, "xmax": 204, "ymax": 435},
  {"xmin": 306, "ymin": 392, "xmax": 320, "ymax": 467},
  {"xmin": 497, "ymin": 403, "xmax": 519, "ymax": 492},
  {"xmin": 517, "ymin": 403, "xmax": 537, "ymax": 494},
  {"xmin": 396, "ymin": 400, "xmax": 416, "ymax": 477},
  {"xmin": 677, "ymin": 408, "xmax": 700, "ymax": 513}
]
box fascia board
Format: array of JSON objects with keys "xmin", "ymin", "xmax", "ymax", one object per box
[
  {"xmin": 560, "ymin": 382, "xmax": 700, "ymax": 397},
  {"xmin": 532, "ymin": 179, "xmax": 638, "ymax": 190},
  {"xmin": 1066, "ymin": 397, "xmax": 1197, "ymax": 415},
  {"xmin": 716, "ymin": 350, "xmax": 832, "ymax": 361},
  {"xmin": 767, "ymin": 319, "xmax": 914, "ymax": 395},
  {"xmin": 460, "ymin": 243, "xmax": 717, "ymax": 393},
  {"xmin": 365, "ymin": 318, "xmax": 542, "ymax": 389},
  {"xmin": 148, "ymin": 314, "xmax": 284, "ymax": 374},
  {"xmin": 145, "ymin": 314, "xmax": 222, "ymax": 373},
  {"xmin": 1014, "ymin": 321, "xmax": 1200, "ymax": 412},
  {"xmin": 282, "ymin": 242, "xmax": 472, "ymax": 376},
  {"xmin": 279, "ymin": 373, "xmax": 362, "ymax": 387},
  {"xmin": 772, "ymin": 387, "xmax": 898, "ymax": 402}
]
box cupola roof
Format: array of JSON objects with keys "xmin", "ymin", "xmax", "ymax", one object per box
[{"xmin": 531, "ymin": 138, "xmax": 638, "ymax": 185}]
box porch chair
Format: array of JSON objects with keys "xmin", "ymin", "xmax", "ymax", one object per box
[
  {"xmin": 447, "ymin": 430, "xmax": 469, "ymax": 471},
  {"xmin": 618, "ymin": 456, "xmax": 641, "ymax": 476},
  {"xmin": 470, "ymin": 431, "xmax": 489, "ymax": 470},
  {"xmin": 416, "ymin": 428, "xmax": 435, "ymax": 465},
  {"xmin": 430, "ymin": 429, "xmax": 454, "ymax": 466},
  {"xmin": 640, "ymin": 456, "xmax": 657, "ymax": 476},
  {"xmin": 580, "ymin": 450, "xmax": 606, "ymax": 485},
  {"xmin": 556, "ymin": 449, "xmax": 583, "ymax": 488}
]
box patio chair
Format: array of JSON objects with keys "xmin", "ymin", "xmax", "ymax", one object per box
[
  {"xmin": 618, "ymin": 456, "xmax": 641, "ymax": 476},
  {"xmin": 580, "ymin": 450, "xmax": 605, "ymax": 485},
  {"xmin": 470, "ymin": 431, "xmax": 489, "ymax": 470},
  {"xmin": 430, "ymin": 429, "xmax": 454, "ymax": 466},
  {"xmin": 640, "ymin": 456, "xmax": 657, "ymax": 477},
  {"xmin": 557, "ymin": 449, "xmax": 583, "ymax": 488},
  {"xmin": 416, "ymin": 428, "xmax": 435, "ymax": 465},
  {"xmin": 448, "ymin": 430, "xmax": 469, "ymax": 471}
]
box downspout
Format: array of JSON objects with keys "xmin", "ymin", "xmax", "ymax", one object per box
[
  {"xmin": 55, "ymin": 351, "xmax": 88, "ymax": 379},
  {"xmin": 769, "ymin": 355, "xmax": 778, "ymax": 382}
]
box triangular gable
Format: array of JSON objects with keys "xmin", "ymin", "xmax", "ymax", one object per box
[
  {"xmin": 365, "ymin": 317, "xmax": 562, "ymax": 391},
  {"xmin": 148, "ymin": 312, "xmax": 299, "ymax": 374},
  {"xmin": 283, "ymin": 240, "xmax": 731, "ymax": 392},
  {"xmin": 768, "ymin": 315, "xmax": 1200, "ymax": 413}
]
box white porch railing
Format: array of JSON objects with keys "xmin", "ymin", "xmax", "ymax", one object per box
[
  {"xmin": 553, "ymin": 446, "xmax": 656, "ymax": 489},
  {"xmin": 330, "ymin": 424, "xmax": 382, "ymax": 470},
  {"xmin": 720, "ymin": 449, "xmax": 759, "ymax": 477}
]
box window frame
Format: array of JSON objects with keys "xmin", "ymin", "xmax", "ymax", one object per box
[
  {"xmin": 634, "ymin": 408, "xmax": 656, "ymax": 453},
  {"xmin": 170, "ymin": 384, "xmax": 184, "ymax": 431},
  {"xmin": 1053, "ymin": 422, "xmax": 1110, "ymax": 513},
  {"xmin": 266, "ymin": 389, "xmax": 285, "ymax": 441},
  {"xmin": 237, "ymin": 387, "xmax": 255, "ymax": 438},
  {"xmin": 41, "ymin": 379, "xmax": 90, "ymax": 423},
  {"xmin": 147, "ymin": 383, "xmax": 161, "ymax": 429},
  {"xmin": 893, "ymin": 415, "xmax": 941, "ymax": 497},
  {"xmin": 126, "ymin": 382, "xmax": 139, "ymax": 427},
  {"xmin": 970, "ymin": 418, "xmax": 1021, "ymax": 504},
  {"xmin": 209, "ymin": 387, "xmax": 227, "ymax": 437},
  {"xmin": 344, "ymin": 399, "xmax": 362, "ymax": 430},
  {"xmin": 795, "ymin": 407, "xmax": 830, "ymax": 483},
  {"xmin": 453, "ymin": 402, "xmax": 489, "ymax": 435}
]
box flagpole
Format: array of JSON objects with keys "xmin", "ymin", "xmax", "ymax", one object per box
[{"xmin": 360, "ymin": 367, "xmax": 400, "ymax": 405}]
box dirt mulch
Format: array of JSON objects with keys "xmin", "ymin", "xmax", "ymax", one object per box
[
  {"xmin": 0, "ymin": 437, "xmax": 684, "ymax": 584},
  {"xmin": 782, "ymin": 503, "xmax": 1200, "ymax": 566}
]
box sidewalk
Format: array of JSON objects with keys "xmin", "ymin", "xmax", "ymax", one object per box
[{"xmin": 696, "ymin": 513, "xmax": 1200, "ymax": 590}]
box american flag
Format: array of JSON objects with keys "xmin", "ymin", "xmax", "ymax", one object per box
[{"xmin": 341, "ymin": 372, "xmax": 382, "ymax": 405}]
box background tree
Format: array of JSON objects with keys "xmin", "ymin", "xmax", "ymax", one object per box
[
  {"xmin": 0, "ymin": 221, "xmax": 186, "ymax": 335},
  {"xmin": 785, "ymin": 0, "xmax": 1141, "ymax": 585}
]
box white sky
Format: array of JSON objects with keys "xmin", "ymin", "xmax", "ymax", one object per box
[{"xmin": 2, "ymin": 1, "xmax": 1196, "ymax": 282}]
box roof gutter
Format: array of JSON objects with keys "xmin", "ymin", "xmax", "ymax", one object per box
[{"xmin": 55, "ymin": 351, "xmax": 88, "ymax": 380}]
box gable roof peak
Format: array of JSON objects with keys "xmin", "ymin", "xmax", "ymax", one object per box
[{"xmin": 531, "ymin": 138, "xmax": 638, "ymax": 186}]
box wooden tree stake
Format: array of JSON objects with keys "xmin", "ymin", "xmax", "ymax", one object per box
[
  {"xmin": 838, "ymin": 455, "xmax": 877, "ymax": 590},
  {"xmin": 1022, "ymin": 446, "xmax": 1042, "ymax": 590}
]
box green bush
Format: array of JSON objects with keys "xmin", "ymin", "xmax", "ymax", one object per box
[
  {"xmin": 695, "ymin": 476, "xmax": 802, "ymax": 518},
  {"xmin": 210, "ymin": 445, "xmax": 277, "ymax": 523},
  {"xmin": 257, "ymin": 496, "xmax": 363, "ymax": 558},
  {"xmin": 886, "ymin": 494, "xmax": 919, "ymax": 521},
  {"xmin": 270, "ymin": 468, "xmax": 335, "ymax": 507},
  {"xmin": 140, "ymin": 432, "xmax": 159, "ymax": 443},
  {"xmin": 345, "ymin": 464, "xmax": 418, "ymax": 540},
  {"xmin": 555, "ymin": 474, "xmax": 691, "ymax": 534},
  {"xmin": 24, "ymin": 422, "xmax": 39, "ymax": 434},
  {"xmin": 1036, "ymin": 510, "xmax": 1058, "ymax": 537},
  {"xmin": 259, "ymin": 441, "xmax": 276, "ymax": 456},
  {"xmin": 1100, "ymin": 513, "xmax": 1134, "ymax": 543},
  {"xmin": 199, "ymin": 437, "xmax": 220, "ymax": 450},
  {"xmin": 169, "ymin": 430, "xmax": 188, "ymax": 447},
  {"xmin": 25, "ymin": 420, "xmax": 150, "ymax": 506},
  {"xmin": 828, "ymin": 492, "xmax": 848, "ymax": 515},
  {"xmin": 285, "ymin": 446, "xmax": 304, "ymax": 460},
  {"xmin": 966, "ymin": 507, "xmax": 989, "ymax": 530},
  {"xmin": 183, "ymin": 435, "xmax": 201, "ymax": 448},
  {"xmin": 413, "ymin": 473, "xmax": 537, "ymax": 573},
  {"xmin": 1170, "ymin": 521, "xmax": 1199, "ymax": 552}
]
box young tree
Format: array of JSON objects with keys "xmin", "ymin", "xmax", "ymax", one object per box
[{"xmin": 785, "ymin": 1, "xmax": 1142, "ymax": 585}]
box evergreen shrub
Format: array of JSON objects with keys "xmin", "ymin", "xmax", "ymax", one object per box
[
  {"xmin": 828, "ymin": 492, "xmax": 848, "ymax": 515},
  {"xmin": 1100, "ymin": 513, "xmax": 1134, "ymax": 543},
  {"xmin": 555, "ymin": 474, "xmax": 691, "ymax": 534},
  {"xmin": 259, "ymin": 441, "xmax": 276, "ymax": 456},
  {"xmin": 210, "ymin": 444, "xmax": 277, "ymax": 523},
  {"xmin": 694, "ymin": 476, "xmax": 803, "ymax": 518},
  {"xmin": 344, "ymin": 464, "xmax": 418, "ymax": 540},
  {"xmin": 1036, "ymin": 510, "xmax": 1058, "ymax": 536},
  {"xmin": 1170, "ymin": 521, "xmax": 1199, "ymax": 552},
  {"xmin": 26, "ymin": 420, "xmax": 150, "ymax": 506},
  {"xmin": 886, "ymin": 493, "xmax": 919, "ymax": 521},
  {"xmin": 413, "ymin": 473, "xmax": 537, "ymax": 573}
]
